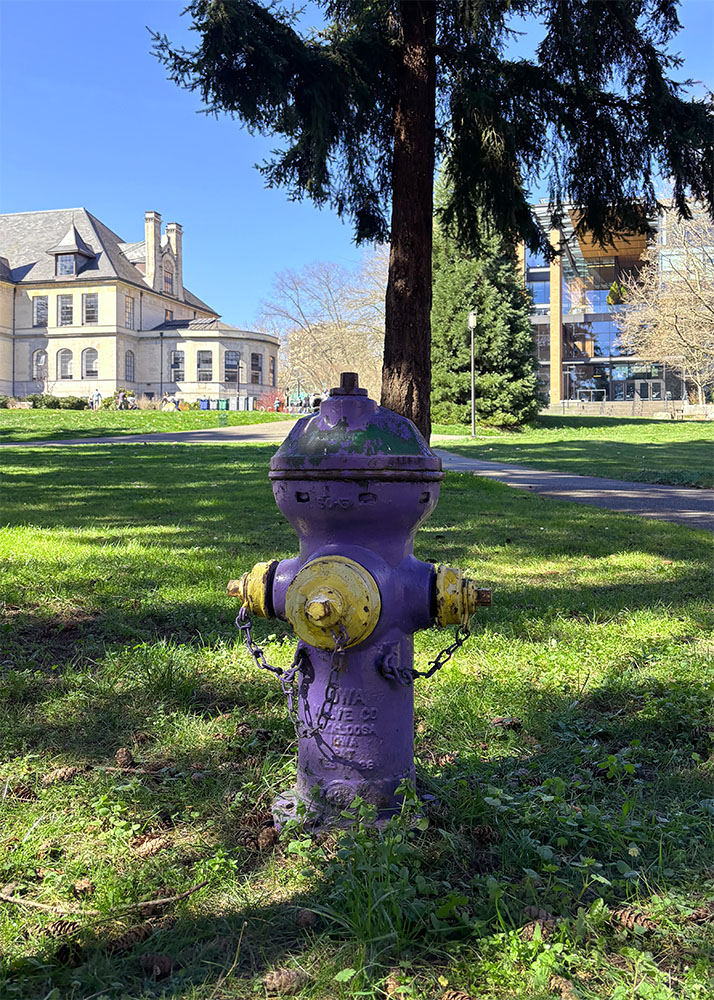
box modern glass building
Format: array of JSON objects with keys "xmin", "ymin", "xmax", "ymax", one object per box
[{"xmin": 518, "ymin": 202, "xmax": 686, "ymax": 405}]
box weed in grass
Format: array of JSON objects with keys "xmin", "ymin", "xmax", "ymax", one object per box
[{"xmin": 0, "ymin": 443, "xmax": 712, "ymax": 998}]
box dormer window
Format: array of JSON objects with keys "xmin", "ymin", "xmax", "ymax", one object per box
[
  {"xmin": 56, "ymin": 254, "xmax": 76, "ymax": 276},
  {"xmin": 47, "ymin": 224, "xmax": 95, "ymax": 278},
  {"xmin": 163, "ymin": 259, "xmax": 175, "ymax": 295}
]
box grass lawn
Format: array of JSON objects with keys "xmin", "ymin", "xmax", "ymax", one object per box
[
  {"xmin": 1, "ymin": 443, "xmax": 713, "ymax": 999},
  {"xmin": 432, "ymin": 415, "xmax": 714, "ymax": 488},
  {"xmin": 0, "ymin": 409, "xmax": 294, "ymax": 443}
]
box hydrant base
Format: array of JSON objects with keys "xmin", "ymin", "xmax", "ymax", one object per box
[{"xmin": 271, "ymin": 786, "xmax": 403, "ymax": 832}]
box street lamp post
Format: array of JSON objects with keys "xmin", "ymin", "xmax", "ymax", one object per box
[{"xmin": 468, "ymin": 310, "xmax": 478, "ymax": 437}]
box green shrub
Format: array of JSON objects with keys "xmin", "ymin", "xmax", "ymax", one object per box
[
  {"xmin": 58, "ymin": 395, "xmax": 89, "ymax": 410},
  {"xmin": 431, "ymin": 400, "xmax": 467, "ymax": 426},
  {"xmin": 0, "ymin": 396, "xmax": 9, "ymax": 409},
  {"xmin": 25, "ymin": 393, "xmax": 61, "ymax": 409}
]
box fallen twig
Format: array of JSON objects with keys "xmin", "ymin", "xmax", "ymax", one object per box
[{"xmin": 0, "ymin": 879, "xmax": 209, "ymax": 919}]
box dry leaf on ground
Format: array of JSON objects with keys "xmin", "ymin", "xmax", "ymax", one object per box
[{"xmin": 264, "ymin": 967, "xmax": 308, "ymax": 994}]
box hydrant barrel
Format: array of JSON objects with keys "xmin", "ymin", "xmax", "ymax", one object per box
[{"xmin": 231, "ymin": 373, "xmax": 490, "ymax": 826}]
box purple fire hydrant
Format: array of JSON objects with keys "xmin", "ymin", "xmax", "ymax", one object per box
[{"xmin": 228, "ymin": 373, "xmax": 490, "ymax": 826}]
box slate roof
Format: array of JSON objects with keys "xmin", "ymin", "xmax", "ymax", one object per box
[
  {"xmin": 0, "ymin": 208, "xmax": 217, "ymax": 315},
  {"xmin": 46, "ymin": 223, "xmax": 95, "ymax": 258}
]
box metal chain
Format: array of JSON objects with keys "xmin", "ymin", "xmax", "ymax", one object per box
[
  {"xmin": 235, "ymin": 605, "xmax": 347, "ymax": 742},
  {"xmin": 378, "ymin": 617, "xmax": 472, "ymax": 686}
]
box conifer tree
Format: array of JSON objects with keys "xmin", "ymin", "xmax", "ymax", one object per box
[
  {"xmin": 431, "ymin": 223, "xmax": 543, "ymax": 427},
  {"xmin": 154, "ymin": 0, "xmax": 713, "ymax": 438}
]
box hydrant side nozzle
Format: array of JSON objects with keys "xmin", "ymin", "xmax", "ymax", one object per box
[
  {"xmin": 434, "ymin": 564, "xmax": 491, "ymax": 626},
  {"xmin": 226, "ymin": 560, "xmax": 278, "ymax": 618}
]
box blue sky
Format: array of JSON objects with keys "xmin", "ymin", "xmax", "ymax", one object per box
[{"xmin": 1, "ymin": 0, "xmax": 712, "ymax": 328}]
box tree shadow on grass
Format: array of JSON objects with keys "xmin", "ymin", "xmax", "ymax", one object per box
[{"xmin": 1, "ymin": 663, "xmax": 713, "ymax": 998}]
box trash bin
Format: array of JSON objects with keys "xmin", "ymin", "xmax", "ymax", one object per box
[
  {"xmin": 199, "ymin": 398, "xmax": 209, "ymax": 411},
  {"xmin": 218, "ymin": 399, "xmax": 228, "ymax": 410}
]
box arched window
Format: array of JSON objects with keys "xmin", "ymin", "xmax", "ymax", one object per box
[
  {"xmin": 163, "ymin": 259, "xmax": 174, "ymax": 295},
  {"xmin": 32, "ymin": 349, "xmax": 48, "ymax": 380},
  {"xmin": 225, "ymin": 350, "xmax": 239, "ymax": 383},
  {"xmin": 81, "ymin": 348, "xmax": 98, "ymax": 379},
  {"xmin": 57, "ymin": 349, "xmax": 73, "ymax": 380},
  {"xmin": 125, "ymin": 350, "xmax": 135, "ymax": 382}
]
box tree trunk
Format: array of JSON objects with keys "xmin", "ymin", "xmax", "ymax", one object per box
[{"xmin": 381, "ymin": 1, "xmax": 437, "ymax": 440}]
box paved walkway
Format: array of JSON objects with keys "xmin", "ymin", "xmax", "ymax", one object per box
[
  {"xmin": 5, "ymin": 423, "xmax": 711, "ymax": 531},
  {"xmin": 434, "ymin": 449, "xmax": 714, "ymax": 532},
  {"xmin": 0, "ymin": 420, "xmax": 297, "ymax": 448}
]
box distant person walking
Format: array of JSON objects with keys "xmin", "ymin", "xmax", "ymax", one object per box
[{"xmin": 90, "ymin": 389, "xmax": 102, "ymax": 411}]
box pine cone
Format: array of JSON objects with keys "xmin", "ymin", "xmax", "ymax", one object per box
[
  {"xmin": 443, "ymin": 990, "xmax": 475, "ymax": 1000},
  {"xmin": 9, "ymin": 782, "xmax": 36, "ymax": 801},
  {"xmin": 131, "ymin": 834, "xmax": 172, "ymax": 858},
  {"xmin": 41, "ymin": 766, "xmax": 83, "ymax": 786},
  {"xmin": 257, "ymin": 826, "xmax": 279, "ymax": 851},
  {"xmin": 296, "ymin": 908, "xmax": 317, "ymax": 929},
  {"xmin": 235, "ymin": 828, "xmax": 258, "ymax": 850},
  {"xmin": 687, "ymin": 902, "xmax": 714, "ymax": 923},
  {"xmin": 115, "ymin": 747, "xmax": 135, "ymax": 768},
  {"xmin": 472, "ymin": 824, "xmax": 499, "ymax": 843},
  {"xmin": 131, "ymin": 730, "xmax": 154, "ymax": 745},
  {"xmin": 264, "ymin": 968, "xmax": 308, "ymax": 994},
  {"xmin": 105, "ymin": 921, "xmax": 154, "ymax": 955},
  {"xmin": 610, "ymin": 906, "xmax": 657, "ymax": 932},
  {"xmin": 243, "ymin": 809, "xmax": 275, "ymax": 829},
  {"xmin": 490, "ymin": 716, "xmax": 523, "ymax": 731},
  {"xmin": 73, "ymin": 878, "xmax": 94, "ymax": 897},
  {"xmin": 44, "ymin": 919, "xmax": 81, "ymax": 939},
  {"xmin": 139, "ymin": 952, "xmax": 175, "ymax": 978},
  {"xmin": 149, "ymin": 914, "xmax": 176, "ymax": 932},
  {"xmin": 549, "ymin": 975, "xmax": 579, "ymax": 1000},
  {"xmin": 520, "ymin": 919, "xmax": 557, "ymax": 941}
]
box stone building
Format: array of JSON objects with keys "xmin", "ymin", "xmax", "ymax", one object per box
[{"xmin": 0, "ymin": 208, "xmax": 278, "ymax": 405}]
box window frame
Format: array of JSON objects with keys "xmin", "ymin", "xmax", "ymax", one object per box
[
  {"xmin": 56, "ymin": 254, "xmax": 76, "ymax": 276},
  {"xmin": 197, "ymin": 349, "xmax": 213, "ymax": 382},
  {"xmin": 57, "ymin": 294, "xmax": 73, "ymax": 326},
  {"xmin": 163, "ymin": 260, "xmax": 175, "ymax": 296},
  {"xmin": 32, "ymin": 349, "xmax": 48, "ymax": 380},
  {"xmin": 170, "ymin": 349, "xmax": 185, "ymax": 381},
  {"xmin": 125, "ymin": 350, "xmax": 135, "ymax": 383},
  {"xmin": 82, "ymin": 292, "xmax": 99, "ymax": 325},
  {"xmin": 32, "ymin": 296, "xmax": 48, "ymax": 327},
  {"xmin": 224, "ymin": 350, "xmax": 240, "ymax": 383},
  {"xmin": 250, "ymin": 352, "xmax": 263, "ymax": 385},
  {"xmin": 81, "ymin": 347, "xmax": 99, "ymax": 379},
  {"xmin": 57, "ymin": 348, "xmax": 73, "ymax": 380},
  {"xmin": 269, "ymin": 356, "xmax": 276, "ymax": 387},
  {"xmin": 124, "ymin": 295, "xmax": 135, "ymax": 330}
]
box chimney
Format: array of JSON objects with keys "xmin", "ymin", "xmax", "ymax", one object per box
[
  {"xmin": 165, "ymin": 222, "xmax": 183, "ymax": 301},
  {"xmin": 144, "ymin": 211, "xmax": 162, "ymax": 290}
]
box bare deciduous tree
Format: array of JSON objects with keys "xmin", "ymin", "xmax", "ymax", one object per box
[
  {"xmin": 617, "ymin": 207, "xmax": 714, "ymax": 404},
  {"xmin": 259, "ymin": 249, "xmax": 388, "ymax": 400}
]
